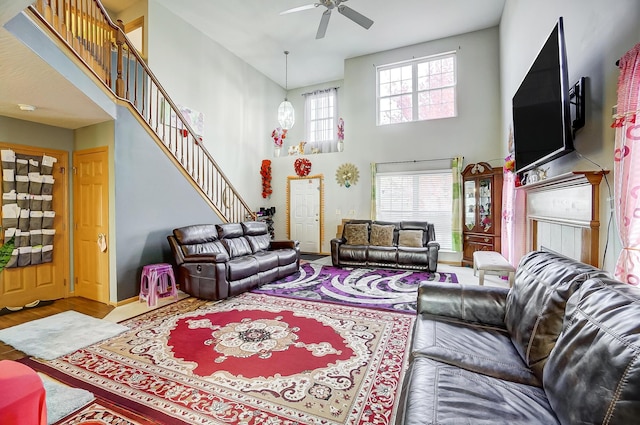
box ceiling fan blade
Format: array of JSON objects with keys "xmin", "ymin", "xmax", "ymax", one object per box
[
  {"xmin": 280, "ymin": 4, "xmax": 317, "ymax": 15},
  {"xmin": 316, "ymin": 9, "xmax": 331, "ymax": 39},
  {"xmin": 337, "ymin": 4, "xmax": 373, "ymax": 29}
]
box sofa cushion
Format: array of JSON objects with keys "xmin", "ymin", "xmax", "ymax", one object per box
[
  {"xmin": 242, "ymin": 221, "xmax": 268, "ymax": 236},
  {"xmin": 544, "ymin": 277, "xmax": 640, "ymax": 425},
  {"xmin": 401, "ymin": 221, "xmax": 433, "ymax": 245},
  {"xmin": 398, "ymin": 230, "xmax": 423, "ymax": 247},
  {"xmin": 412, "ymin": 318, "xmax": 540, "ymax": 386},
  {"xmin": 246, "ymin": 233, "xmax": 271, "ymax": 252},
  {"xmin": 221, "ymin": 236, "xmax": 252, "ymax": 258},
  {"xmin": 173, "ymin": 224, "xmax": 219, "ymax": 244},
  {"xmin": 226, "ymin": 256, "xmax": 259, "ymax": 281},
  {"xmin": 217, "ymin": 223, "xmax": 244, "ymax": 239},
  {"xmin": 366, "ymin": 246, "xmax": 397, "ymax": 265},
  {"xmin": 370, "ymin": 224, "xmax": 395, "ymax": 246},
  {"xmin": 505, "ymin": 250, "xmax": 608, "ymax": 380},
  {"xmin": 396, "ymin": 357, "xmax": 559, "ymax": 425},
  {"xmin": 344, "ymin": 223, "xmax": 369, "ymax": 245},
  {"xmin": 337, "ymin": 245, "xmax": 367, "ymax": 263},
  {"xmin": 272, "ymin": 248, "xmax": 298, "ymax": 266},
  {"xmin": 397, "ymin": 247, "xmax": 429, "ymax": 267},
  {"xmin": 181, "ymin": 240, "xmax": 227, "ymax": 257},
  {"xmin": 251, "ymin": 251, "xmax": 279, "ymax": 272}
]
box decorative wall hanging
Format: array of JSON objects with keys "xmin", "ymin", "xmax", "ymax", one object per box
[
  {"xmin": 336, "ymin": 163, "xmax": 359, "ymax": 188},
  {"xmin": 271, "ymin": 127, "xmax": 287, "ymax": 157},
  {"xmin": 260, "ymin": 159, "xmax": 273, "ymax": 199},
  {"xmin": 294, "ymin": 158, "xmax": 312, "ymax": 177},
  {"xmin": 1, "ymin": 149, "xmax": 57, "ymax": 269}
]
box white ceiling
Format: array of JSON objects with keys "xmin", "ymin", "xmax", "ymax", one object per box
[
  {"xmin": 147, "ymin": 0, "xmax": 506, "ymax": 89},
  {"xmin": 1, "ymin": 0, "xmax": 505, "ymax": 129}
]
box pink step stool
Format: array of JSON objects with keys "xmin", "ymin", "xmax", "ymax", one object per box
[{"xmin": 139, "ymin": 263, "xmax": 178, "ymax": 307}]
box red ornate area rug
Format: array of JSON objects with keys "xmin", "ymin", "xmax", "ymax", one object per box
[{"xmin": 28, "ymin": 293, "xmax": 414, "ymax": 425}]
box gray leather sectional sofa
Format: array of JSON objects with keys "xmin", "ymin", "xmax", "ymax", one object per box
[{"xmin": 396, "ymin": 249, "xmax": 640, "ymax": 424}]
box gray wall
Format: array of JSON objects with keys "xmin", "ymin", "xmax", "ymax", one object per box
[
  {"xmin": 147, "ymin": 0, "xmax": 284, "ymax": 210},
  {"xmin": 114, "ymin": 105, "xmax": 221, "ymax": 300},
  {"xmin": 269, "ymin": 27, "xmax": 502, "ymax": 259}
]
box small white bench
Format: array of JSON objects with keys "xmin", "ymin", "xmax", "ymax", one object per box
[{"xmin": 473, "ymin": 251, "xmax": 516, "ymax": 287}]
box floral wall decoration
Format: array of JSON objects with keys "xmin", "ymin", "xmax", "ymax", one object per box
[
  {"xmin": 260, "ymin": 159, "xmax": 273, "ymax": 198},
  {"xmin": 294, "ymin": 158, "xmax": 312, "ymax": 177},
  {"xmin": 271, "ymin": 127, "xmax": 287, "ymax": 148}
]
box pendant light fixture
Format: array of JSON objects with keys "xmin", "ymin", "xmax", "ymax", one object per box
[{"xmin": 278, "ymin": 51, "xmax": 295, "ymax": 130}]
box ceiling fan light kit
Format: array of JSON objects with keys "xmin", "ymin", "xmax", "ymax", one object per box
[{"xmin": 281, "ymin": 0, "xmax": 374, "ymax": 40}]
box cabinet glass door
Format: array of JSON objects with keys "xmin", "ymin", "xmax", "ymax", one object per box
[
  {"xmin": 478, "ymin": 178, "xmax": 492, "ymax": 232},
  {"xmin": 464, "ymin": 180, "xmax": 476, "ymax": 230}
]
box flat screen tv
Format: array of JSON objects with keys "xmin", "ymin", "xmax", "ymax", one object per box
[{"xmin": 512, "ymin": 17, "xmax": 574, "ymax": 175}]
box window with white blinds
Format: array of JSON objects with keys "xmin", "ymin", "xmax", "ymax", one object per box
[{"xmin": 376, "ymin": 169, "xmax": 453, "ymax": 250}]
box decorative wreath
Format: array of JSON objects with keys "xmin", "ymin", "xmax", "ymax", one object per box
[
  {"xmin": 336, "ymin": 163, "xmax": 359, "ymax": 187},
  {"xmin": 260, "ymin": 159, "xmax": 272, "ymax": 198},
  {"xmin": 294, "ymin": 158, "xmax": 312, "ymax": 177}
]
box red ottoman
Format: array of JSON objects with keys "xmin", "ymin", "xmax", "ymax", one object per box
[{"xmin": 0, "ymin": 360, "xmax": 46, "ymax": 424}]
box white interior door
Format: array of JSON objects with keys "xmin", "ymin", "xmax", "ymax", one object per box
[{"xmin": 289, "ymin": 177, "xmax": 321, "ymax": 253}]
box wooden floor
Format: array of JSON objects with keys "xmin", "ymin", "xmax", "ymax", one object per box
[{"xmin": 0, "ymin": 297, "xmax": 114, "ymax": 361}]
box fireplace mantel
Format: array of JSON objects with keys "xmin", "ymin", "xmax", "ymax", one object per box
[{"xmin": 518, "ymin": 170, "xmax": 609, "ymax": 266}]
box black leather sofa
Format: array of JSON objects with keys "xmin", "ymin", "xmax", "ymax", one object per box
[
  {"xmin": 331, "ymin": 220, "xmax": 440, "ymax": 272},
  {"xmin": 396, "ymin": 249, "xmax": 640, "ymax": 424},
  {"xmin": 167, "ymin": 221, "xmax": 300, "ymax": 300}
]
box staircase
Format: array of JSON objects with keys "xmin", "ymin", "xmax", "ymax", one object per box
[{"xmin": 28, "ymin": 0, "xmax": 254, "ymax": 223}]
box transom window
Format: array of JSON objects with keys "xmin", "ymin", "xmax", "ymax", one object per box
[{"xmin": 377, "ymin": 53, "xmax": 457, "ymax": 125}]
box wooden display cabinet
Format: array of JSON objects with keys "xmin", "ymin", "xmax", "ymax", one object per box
[{"xmin": 462, "ymin": 162, "xmax": 503, "ymax": 267}]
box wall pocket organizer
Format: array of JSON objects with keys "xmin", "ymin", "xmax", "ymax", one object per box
[{"xmin": 1, "ymin": 149, "xmax": 57, "ymax": 269}]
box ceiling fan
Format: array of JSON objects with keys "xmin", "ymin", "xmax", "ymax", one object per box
[{"xmin": 280, "ymin": 0, "xmax": 374, "ymax": 39}]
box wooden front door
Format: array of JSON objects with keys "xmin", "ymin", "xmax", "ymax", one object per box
[
  {"xmin": 73, "ymin": 147, "xmax": 109, "ymax": 304},
  {"xmin": 0, "ymin": 144, "xmax": 69, "ymax": 309}
]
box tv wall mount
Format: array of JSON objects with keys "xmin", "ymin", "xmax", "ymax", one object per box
[{"xmin": 569, "ymin": 77, "xmax": 586, "ymax": 138}]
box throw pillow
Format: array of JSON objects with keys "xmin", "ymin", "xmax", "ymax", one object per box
[
  {"xmin": 398, "ymin": 230, "xmax": 423, "ymax": 247},
  {"xmin": 344, "ymin": 223, "xmax": 369, "ymax": 245},
  {"xmin": 370, "ymin": 224, "xmax": 395, "ymax": 246}
]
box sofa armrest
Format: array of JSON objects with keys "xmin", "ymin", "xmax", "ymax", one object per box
[
  {"xmin": 427, "ymin": 241, "xmax": 440, "ymax": 249},
  {"xmin": 425, "ymin": 241, "xmax": 440, "ymax": 272},
  {"xmin": 183, "ymin": 252, "xmax": 229, "ymax": 263},
  {"xmin": 330, "ymin": 237, "xmax": 346, "ymax": 266},
  {"xmin": 417, "ymin": 282, "xmax": 509, "ymax": 327},
  {"xmin": 270, "ymin": 240, "xmax": 299, "ymax": 250}
]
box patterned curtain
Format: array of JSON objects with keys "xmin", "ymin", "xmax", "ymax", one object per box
[
  {"xmin": 612, "ymin": 43, "xmax": 640, "ymax": 285},
  {"xmin": 451, "ymin": 156, "xmax": 463, "ymax": 252},
  {"xmin": 501, "ymin": 171, "xmax": 527, "ymax": 267},
  {"xmin": 370, "ymin": 163, "xmax": 377, "ymax": 220}
]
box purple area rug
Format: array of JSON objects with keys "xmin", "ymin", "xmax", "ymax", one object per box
[{"xmin": 253, "ymin": 263, "xmax": 458, "ymax": 313}]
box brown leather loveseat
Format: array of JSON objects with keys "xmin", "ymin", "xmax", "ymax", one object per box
[
  {"xmin": 167, "ymin": 221, "xmax": 300, "ymax": 300},
  {"xmin": 331, "ymin": 220, "xmax": 440, "ymax": 272}
]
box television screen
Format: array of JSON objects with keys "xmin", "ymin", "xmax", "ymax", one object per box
[{"xmin": 512, "ymin": 17, "xmax": 574, "ymax": 175}]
